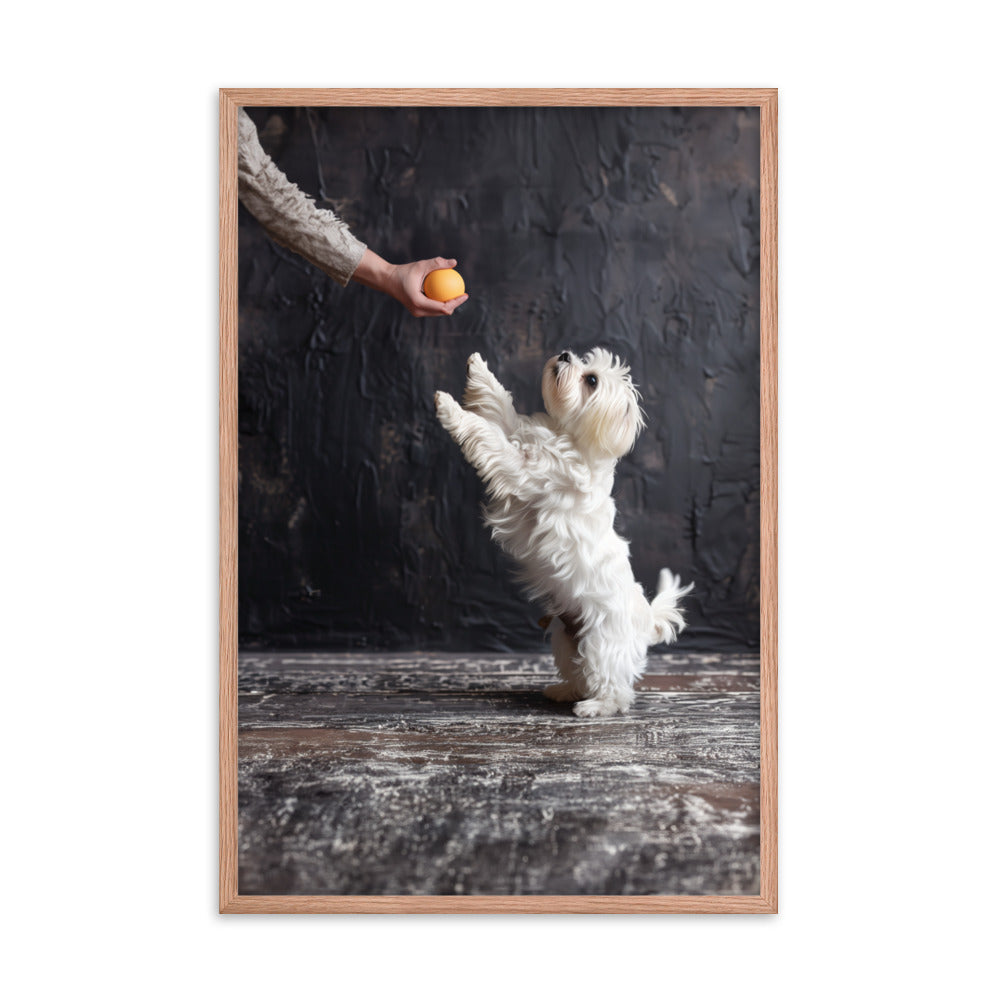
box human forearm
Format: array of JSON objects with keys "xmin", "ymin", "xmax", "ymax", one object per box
[{"xmin": 236, "ymin": 109, "xmax": 366, "ymax": 286}]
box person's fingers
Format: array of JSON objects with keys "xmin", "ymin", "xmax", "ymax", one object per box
[
  {"xmin": 440, "ymin": 293, "xmax": 469, "ymax": 314},
  {"xmin": 426, "ymin": 294, "xmax": 469, "ymax": 317},
  {"xmin": 414, "ymin": 293, "xmax": 468, "ymax": 317},
  {"xmin": 407, "ymin": 297, "xmax": 453, "ymax": 318},
  {"xmin": 410, "ymin": 288, "xmax": 450, "ymax": 312},
  {"xmin": 423, "ymin": 257, "xmax": 457, "ymax": 275}
]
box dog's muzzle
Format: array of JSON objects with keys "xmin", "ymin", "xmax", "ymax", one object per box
[{"xmin": 553, "ymin": 351, "xmax": 575, "ymax": 379}]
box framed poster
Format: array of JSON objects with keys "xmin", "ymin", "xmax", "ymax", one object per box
[{"xmin": 220, "ymin": 88, "xmax": 777, "ymax": 913}]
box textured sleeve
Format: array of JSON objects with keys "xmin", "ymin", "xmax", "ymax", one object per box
[{"xmin": 237, "ymin": 109, "xmax": 367, "ymax": 286}]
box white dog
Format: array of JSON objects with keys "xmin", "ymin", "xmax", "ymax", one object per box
[{"xmin": 435, "ymin": 349, "xmax": 692, "ymax": 717}]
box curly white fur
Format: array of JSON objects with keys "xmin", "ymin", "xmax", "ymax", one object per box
[{"xmin": 435, "ymin": 349, "xmax": 693, "ymax": 718}]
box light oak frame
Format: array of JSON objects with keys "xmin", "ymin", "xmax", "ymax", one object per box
[{"xmin": 219, "ymin": 88, "xmax": 778, "ymax": 914}]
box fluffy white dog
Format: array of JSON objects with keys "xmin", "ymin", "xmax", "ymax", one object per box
[{"xmin": 435, "ymin": 348, "xmax": 692, "ymax": 717}]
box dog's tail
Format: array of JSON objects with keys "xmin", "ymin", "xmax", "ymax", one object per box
[{"xmin": 650, "ymin": 568, "xmax": 694, "ymax": 646}]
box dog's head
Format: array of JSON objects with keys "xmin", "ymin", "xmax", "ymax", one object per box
[{"xmin": 542, "ymin": 348, "xmax": 645, "ymax": 460}]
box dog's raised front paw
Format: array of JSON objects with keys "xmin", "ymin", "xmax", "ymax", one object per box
[
  {"xmin": 466, "ymin": 351, "xmax": 505, "ymax": 390},
  {"xmin": 434, "ymin": 390, "xmax": 462, "ymax": 429},
  {"xmin": 465, "ymin": 353, "xmax": 497, "ymax": 391}
]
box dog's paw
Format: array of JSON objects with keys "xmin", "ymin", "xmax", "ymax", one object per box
[
  {"xmin": 573, "ymin": 697, "xmax": 629, "ymax": 719},
  {"xmin": 572, "ymin": 698, "xmax": 615, "ymax": 718},
  {"xmin": 434, "ymin": 390, "xmax": 461, "ymax": 427},
  {"xmin": 465, "ymin": 353, "xmax": 497, "ymax": 392},
  {"xmin": 465, "ymin": 352, "xmax": 505, "ymax": 392},
  {"xmin": 544, "ymin": 681, "xmax": 583, "ymax": 703}
]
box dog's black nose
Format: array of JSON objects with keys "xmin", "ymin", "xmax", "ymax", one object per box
[{"xmin": 558, "ymin": 352, "xmax": 571, "ymax": 363}]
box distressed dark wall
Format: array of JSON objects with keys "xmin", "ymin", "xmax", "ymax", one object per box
[{"xmin": 238, "ymin": 106, "xmax": 760, "ymax": 652}]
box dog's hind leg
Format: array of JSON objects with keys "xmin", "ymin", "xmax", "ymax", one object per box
[
  {"xmin": 568, "ymin": 628, "xmax": 640, "ymax": 718},
  {"xmin": 543, "ymin": 617, "xmax": 586, "ymax": 702}
]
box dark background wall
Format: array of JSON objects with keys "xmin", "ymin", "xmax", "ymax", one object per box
[{"xmin": 238, "ymin": 105, "xmax": 760, "ymax": 652}]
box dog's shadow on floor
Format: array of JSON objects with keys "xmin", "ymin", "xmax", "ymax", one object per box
[{"xmin": 474, "ymin": 688, "xmax": 577, "ymax": 717}]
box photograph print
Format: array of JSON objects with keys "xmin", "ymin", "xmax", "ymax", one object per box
[{"xmin": 221, "ymin": 89, "xmax": 777, "ymax": 912}]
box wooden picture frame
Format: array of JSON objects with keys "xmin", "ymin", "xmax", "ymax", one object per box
[{"xmin": 220, "ymin": 88, "xmax": 777, "ymax": 914}]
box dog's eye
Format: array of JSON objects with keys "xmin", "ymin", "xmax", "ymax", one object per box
[{"xmin": 585, "ymin": 374, "xmax": 598, "ymax": 389}]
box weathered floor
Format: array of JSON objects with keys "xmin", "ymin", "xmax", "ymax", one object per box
[{"xmin": 238, "ymin": 651, "xmax": 760, "ymax": 896}]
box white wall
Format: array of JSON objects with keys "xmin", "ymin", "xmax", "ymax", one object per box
[{"xmin": 3, "ymin": 2, "xmax": 996, "ymax": 996}]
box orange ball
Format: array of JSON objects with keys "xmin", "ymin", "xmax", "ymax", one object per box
[{"xmin": 423, "ymin": 267, "xmax": 466, "ymax": 302}]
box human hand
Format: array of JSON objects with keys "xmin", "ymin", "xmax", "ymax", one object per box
[{"xmin": 352, "ymin": 250, "xmax": 469, "ymax": 317}]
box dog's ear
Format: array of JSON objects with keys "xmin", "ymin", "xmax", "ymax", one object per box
[
  {"xmin": 613, "ymin": 388, "xmax": 645, "ymax": 456},
  {"xmin": 586, "ymin": 383, "xmax": 644, "ymax": 458}
]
